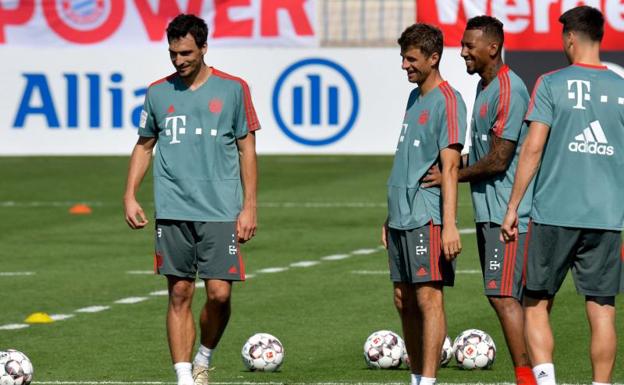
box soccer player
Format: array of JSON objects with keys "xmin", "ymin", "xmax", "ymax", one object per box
[
  {"xmin": 422, "ymin": 16, "xmax": 536, "ymax": 385},
  {"xmin": 501, "ymin": 6, "xmax": 623, "ymax": 385},
  {"xmin": 123, "ymin": 14, "xmax": 259, "ymax": 385},
  {"xmin": 382, "ymin": 24, "xmax": 465, "ymax": 385}
]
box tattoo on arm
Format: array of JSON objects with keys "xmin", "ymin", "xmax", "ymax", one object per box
[{"xmin": 459, "ymin": 134, "xmax": 516, "ymax": 183}]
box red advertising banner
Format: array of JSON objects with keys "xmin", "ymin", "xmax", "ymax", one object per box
[
  {"xmin": 0, "ymin": 0, "xmax": 316, "ymax": 46},
  {"xmin": 417, "ymin": 0, "xmax": 624, "ymax": 51}
]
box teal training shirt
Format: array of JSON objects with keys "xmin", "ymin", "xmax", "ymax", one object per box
[
  {"xmin": 469, "ymin": 65, "xmax": 533, "ymax": 233},
  {"xmin": 526, "ymin": 63, "xmax": 624, "ymax": 230},
  {"xmin": 387, "ymin": 81, "xmax": 467, "ymax": 230},
  {"xmin": 138, "ymin": 68, "xmax": 260, "ymax": 222}
]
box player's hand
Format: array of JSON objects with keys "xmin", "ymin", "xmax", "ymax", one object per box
[
  {"xmin": 381, "ymin": 219, "xmax": 389, "ymax": 249},
  {"xmin": 441, "ymin": 224, "xmax": 461, "ymax": 261},
  {"xmin": 237, "ymin": 207, "xmax": 257, "ymax": 243},
  {"xmin": 500, "ymin": 209, "xmax": 519, "ymax": 243},
  {"xmin": 124, "ymin": 197, "xmax": 148, "ymax": 229},
  {"xmin": 421, "ymin": 164, "xmax": 442, "ymax": 188}
]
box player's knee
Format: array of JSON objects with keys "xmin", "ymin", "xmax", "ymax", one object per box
[
  {"xmin": 208, "ymin": 287, "xmax": 231, "ymax": 305},
  {"xmin": 487, "ymin": 296, "xmax": 520, "ymax": 313},
  {"xmin": 169, "ymin": 285, "xmax": 194, "ymax": 309}
]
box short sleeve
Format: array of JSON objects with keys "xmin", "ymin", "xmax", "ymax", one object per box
[
  {"xmin": 437, "ymin": 85, "xmax": 467, "ymax": 150},
  {"xmin": 234, "ymin": 80, "xmax": 261, "ymax": 138},
  {"xmin": 491, "ymin": 84, "xmax": 529, "ymax": 142},
  {"xmin": 525, "ymin": 75, "xmax": 554, "ymax": 127},
  {"xmin": 138, "ymin": 88, "xmax": 157, "ymax": 137}
]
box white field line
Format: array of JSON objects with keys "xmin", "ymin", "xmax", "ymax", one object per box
[
  {"xmin": 114, "ymin": 297, "xmax": 148, "ymax": 304},
  {"xmin": 0, "ymin": 272, "xmax": 35, "ymax": 276},
  {"xmin": 75, "ymin": 306, "xmax": 110, "ymax": 313},
  {"xmin": 289, "ymin": 261, "xmax": 320, "ymax": 267},
  {"xmin": 126, "ymin": 270, "xmax": 154, "ymax": 275},
  {"xmin": 351, "ymin": 269, "xmax": 482, "ymax": 275},
  {"xmin": 256, "ymin": 267, "xmax": 289, "ymax": 274},
  {"xmin": 0, "ymin": 324, "xmax": 29, "ymax": 330},
  {"xmin": 33, "ymin": 382, "xmax": 615, "ymax": 385}
]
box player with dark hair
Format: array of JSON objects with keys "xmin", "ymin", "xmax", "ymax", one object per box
[
  {"xmin": 502, "ymin": 6, "xmax": 623, "ymax": 385},
  {"xmin": 383, "ymin": 23, "xmax": 465, "ymax": 385},
  {"xmin": 422, "ymin": 15, "xmax": 536, "ymax": 385},
  {"xmin": 124, "ymin": 13, "xmax": 259, "ymax": 385}
]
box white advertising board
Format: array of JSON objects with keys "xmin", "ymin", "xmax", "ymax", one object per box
[{"xmin": 0, "ymin": 47, "xmax": 479, "ymax": 155}]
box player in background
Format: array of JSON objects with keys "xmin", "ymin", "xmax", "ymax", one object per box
[
  {"xmin": 382, "ymin": 23, "xmax": 465, "ymax": 385},
  {"xmin": 501, "ymin": 6, "xmax": 623, "ymax": 385},
  {"xmin": 422, "ymin": 16, "xmax": 536, "ymax": 385},
  {"xmin": 123, "ymin": 14, "xmax": 259, "ymax": 385}
]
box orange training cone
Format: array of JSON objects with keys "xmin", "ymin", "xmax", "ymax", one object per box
[{"xmin": 69, "ymin": 204, "xmax": 92, "ymax": 215}]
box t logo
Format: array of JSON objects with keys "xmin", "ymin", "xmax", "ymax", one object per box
[
  {"xmin": 567, "ymin": 80, "xmax": 591, "ymax": 110},
  {"xmin": 165, "ymin": 115, "xmax": 187, "ymax": 144},
  {"xmin": 489, "ymin": 261, "xmax": 500, "ymax": 271}
]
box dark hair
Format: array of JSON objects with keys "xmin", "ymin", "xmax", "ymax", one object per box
[
  {"xmin": 398, "ymin": 23, "xmax": 443, "ymax": 61},
  {"xmin": 559, "ymin": 5, "xmax": 604, "ymax": 42},
  {"xmin": 465, "ymin": 15, "xmax": 504, "ymax": 47},
  {"xmin": 166, "ymin": 14, "xmax": 208, "ymax": 48}
]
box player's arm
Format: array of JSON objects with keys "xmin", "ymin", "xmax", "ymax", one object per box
[
  {"xmin": 237, "ymin": 132, "xmax": 257, "ymax": 243},
  {"xmin": 124, "ymin": 136, "xmax": 157, "ymax": 229},
  {"xmin": 381, "ymin": 217, "xmax": 389, "ymax": 249},
  {"xmin": 501, "ymin": 121, "xmax": 550, "ymax": 241},
  {"xmin": 440, "ymin": 144, "xmax": 463, "ymax": 260}
]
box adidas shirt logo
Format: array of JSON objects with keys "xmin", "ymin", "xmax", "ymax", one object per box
[{"xmin": 568, "ymin": 120, "xmax": 614, "ymax": 156}]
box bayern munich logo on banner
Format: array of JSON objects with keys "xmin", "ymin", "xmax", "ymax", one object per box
[{"xmin": 57, "ymin": 0, "xmax": 110, "ymax": 29}]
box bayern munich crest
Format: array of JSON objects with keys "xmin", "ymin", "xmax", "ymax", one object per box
[{"xmin": 59, "ymin": 0, "xmax": 110, "ymax": 28}]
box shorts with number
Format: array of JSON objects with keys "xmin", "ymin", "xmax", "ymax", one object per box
[
  {"xmin": 476, "ymin": 222, "xmax": 526, "ymax": 300},
  {"xmin": 525, "ymin": 222, "xmax": 622, "ymax": 296},
  {"xmin": 387, "ymin": 222, "xmax": 455, "ymax": 285},
  {"xmin": 154, "ymin": 220, "xmax": 245, "ymax": 281}
]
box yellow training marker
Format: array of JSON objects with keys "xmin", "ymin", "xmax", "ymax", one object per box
[{"xmin": 25, "ymin": 312, "xmax": 54, "ymax": 324}]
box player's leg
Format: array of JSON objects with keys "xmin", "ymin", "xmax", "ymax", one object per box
[
  {"xmin": 394, "ymin": 283, "xmax": 423, "ymax": 379},
  {"xmin": 193, "ymin": 222, "xmax": 243, "ymax": 383},
  {"xmin": 523, "ymin": 223, "xmax": 578, "ymax": 385},
  {"xmin": 572, "ymin": 229, "xmax": 621, "ymax": 384},
  {"xmin": 415, "ymin": 282, "xmax": 445, "ymax": 381},
  {"xmin": 156, "ymin": 220, "xmax": 198, "ymax": 385},
  {"xmin": 478, "ymin": 222, "xmax": 534, "ymax": 384}
]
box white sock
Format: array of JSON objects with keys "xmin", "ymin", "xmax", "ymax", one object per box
[
  {"xmin": 420, "ymin": 376, "xmax": 436, "ymax": 385},
  {"xmin": 193, "ymin": 345, "xmax": 213, "ymax": 368},
  {"xmin": 174, "ymin": 362, "xmax": 193, "ymax": 385},
  {"xmin": 533, "ymin": 363, "xmax": 556, "ymax": 385},
  {"xmin": 592, "ymin": 382, "xmax": 611, "ymax": 385},
  {"xmin": 410, "ymin": 373, "xmax": 422, "ymax": 385}
]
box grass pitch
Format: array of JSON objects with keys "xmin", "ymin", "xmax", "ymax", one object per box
[{"xmin": 0, "ymin": 156, "xmax": 622, "ymax": 384}]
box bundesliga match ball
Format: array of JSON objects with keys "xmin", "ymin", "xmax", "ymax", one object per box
[
  {"xmin": 241, "ymin": 333, "xmax": 284, "ymax": 372},
  {"xmin": 363, "ymin": 330, "xmax": 405, "ymax": 369},
  {"xmin": 0, "ymin": 350, "xmax": 33, "ymax": 385},
  {"xmin": 440, "ymin": 336, "xmax": 454, "ymax": 367},
  {"xmin": 452, "ymin": 329, "xmax": 496, "ymax": 369}
]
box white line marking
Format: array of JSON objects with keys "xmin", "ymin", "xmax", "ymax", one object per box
[
  {"xmin": 49, "ymin": 314, "xmax": 75, "ymax": 321},
  {"xmin": 126, "ymin": 270, "xmax": 153, "ymax": 275},
  {"xmin": 256, "ymin": 267, "xmax": 289, "ymax": 273},
  {"xmin": 351, "ymin": 269, "xmax": 482, "ymax": 275},
  {"xmin": 0, "ymin": 324, "xmax": 29, "ymax": 330},
  {"xmin": 149, "ymin": 290, "xmax": 168, "ymax": 296},
  {"xmin": 114, "ymin": 297, "xmax": 148, "ymax": 304},
  {"xmin": 0, "ymin": 272, "xmax": 35, "ymax": 276},
  {"xmin": 290, "ymin": 261, "xmax": 320, "ymax": 268},
  {"xmin": 459, "ymin": 228, "xmax": 476, "ymax": 234},
  {"xmin": 351, "ymin": 248, "xmax": 379, "ymax": 255},
  {"xmin": 75, "ymin": 306, "xmax": 110, "ymax": 313},
  {"xmin": 195, "ymin": 281, "xmax": 205, "ymax": 288},
  {"xmin": 321, "ymin": 254, "xmax": 350, "ymax": 261},
  {"xmin": 37, "ymin": 382, "xmax": 589, "ymax": 385},
  {"xmin": 456, "ymin": 269, "xmax": 481, "ymax": 274}
]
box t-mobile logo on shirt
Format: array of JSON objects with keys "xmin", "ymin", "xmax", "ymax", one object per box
[
  {"xmin": 567, "ymin": 80, "xmax": 590, "ymax": 110},
  {"xmin": 164, "ymin": 115, "xmax": 187, "ymax": 144}
]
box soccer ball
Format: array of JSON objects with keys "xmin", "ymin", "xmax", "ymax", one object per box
[
  {"xmin": 241, "ymin": 333, "xmax": 284, "ymax": 372},
  {"xmin": 363, "ymin": 330, "xmax": 404, "ymax": 369},
  {"xmin": 0, "ymin": 350, "xmax": 33, "ymax": 385},
  {"xmin": 440, "ymin": 336, "xmax": 454, "ymax": 367},
  {"xmin": 452, "ymin": 329, "xmax": 496, "ymax": 369}
]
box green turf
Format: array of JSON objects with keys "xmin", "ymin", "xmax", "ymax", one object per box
[{"xmin": 0, "ymin": 156, "xmax": 621, "ymax": 384}]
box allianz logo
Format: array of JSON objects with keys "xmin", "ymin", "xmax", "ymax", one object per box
[{"xmin": 568, "ymin": 120, "xmax": 614, "ymax": 156}]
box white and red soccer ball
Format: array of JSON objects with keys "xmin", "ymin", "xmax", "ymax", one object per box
[
  {"xmin": 0, "ymin": 350, "xmax": 33, "ymax": 385},
  {"xmin": 363, "ymin": 330, "xmax": 405, "ymax": 369},
  {"xmin": 241, "ymin": 333, "xmax": 284, "ymax": 372},
  {"xmin": 452, "ymin": 329, "xmax": 496, "ymax": 369}
]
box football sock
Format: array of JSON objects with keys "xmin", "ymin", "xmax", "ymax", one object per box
[
  {"xmin": 193, "ymin": 345, "xmax": 213, "ymax": 368},
  {"xmin": 533, "ymin": 363, "xmax": 556, "ymax": 385},
  {"xmin": 420, "ymin": 376, "xmax": 436, "ymax": 385},
  {"xmin": 410, "ymin": 373, "xmax": 422, "ymax": 385},
  {"xmin": 515, "ymin": 366, "xmax": 537, "ymax": 385},
  {"xmin": 592, "ymin": 382, "xmax": 611, "ymax": 385},
  {"xmin": 174, "ymin": 362, "xmax": 193, "ymax": 385}
]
